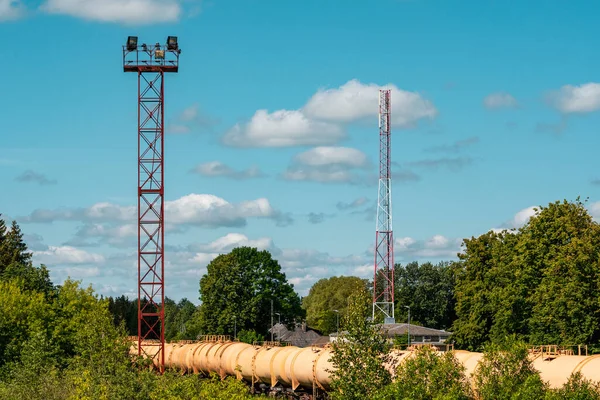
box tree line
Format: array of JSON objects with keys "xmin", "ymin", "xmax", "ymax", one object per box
[
  {"xmin": 107, "ymin": 197, "xmax": 600, "ymax": 355},
  {"xmin": 0, "ymin": 214, "xmax": 259, "ymax": 399},
  {"xmin": 329, "ymin": 285, "xmax": 600, "ymax": 400},
  {"xmin": 303, "ymin": 198, "xmax": 600, "ymax": 353}
]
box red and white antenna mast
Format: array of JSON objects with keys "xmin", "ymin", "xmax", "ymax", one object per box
[{"xmin": 373, "ymin": 89, "xmax": 395, "ymax": 324}]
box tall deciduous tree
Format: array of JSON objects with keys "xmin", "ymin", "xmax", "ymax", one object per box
[
  {"xmin": 302, "ymin": 276, "xmax": 368, "ymax": 335},
  {"xmin": 393, "ymin": 261, "xmax": 457, "ymax": 330},
  {"xmin": 197, "ymin": 247, "xmax": 304, "ymax": 337},
  {"xmin": 329, "ymin": 285, "xmax": 392, "ymax": 400},
  {"xmin": 452, "ymin": 198, "xmax": 600, "ymax": 351}
]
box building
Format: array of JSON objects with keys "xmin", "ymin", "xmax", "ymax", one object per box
[
  {"xmin": 270, "ymin": 322, "xmax": 325, "ymax": 348},
  {"xmin": 330, "ymin": 323, "xmax": 452, "ymax": 348},
  {"xmin": 380, "ymin": 323, "xmax": 452, "ymax": 345}
]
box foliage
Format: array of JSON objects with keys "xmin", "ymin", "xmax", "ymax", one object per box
[
  {"xmin": 473, "ymin": 338, "xmax": 547, "ymax": 400},
  {"xmin": 329, "ymin": 285, "xmax": 392, "ymax": 400},
  {"xmin": 451, "ymin": 199, "xmax": 600, "ymax": 350},
  {"xmin": 302, "ymin": 275, "xmax": 368, "ymax": 334},
  {"xmin": 107, "ymin": 295, "xmax": 138, "ymax": 336},
  {"xmin": 0, "ymin": 218, "xmax": 32, "ymax": 272},
  {"xmin": 236, "ymin": 329, "xmax": 264, "ymax": 344},
  {"xmin": 151, "ymin": 373, "xmax": 259, "ymax": 400},
  {"xmin": 0, "ymin": 280, "xmax": 51, "ymax": 368},
  {"xmin": 394, "ymin": 261, "xmax": 457, "ymax": 330},
  {"xmin": 197, "ymin": 246, "xmax": 304, "ymax": 337},
  {"xmin": 375, "ymin": 345, "xmax": 472, "ymax": 400},
  {"xmin": 164, "ymin": 298, "xmax": 198, "ymax": 341},
  {"xmin": 546, "ymin": 372, "xmax": 600, "ymax": 400}
]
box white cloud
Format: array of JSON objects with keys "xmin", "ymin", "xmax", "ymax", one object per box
[
  {"xmin": 394, "ymin": 235, "xmax": 462, "ymax": 260},
  {"xmin": 589, "ymin": 201, "xmax": 600, "ymax": 221},
  {"xmin": 222, "ymin": 79, "xmax": 436, "ymax": 148},
  {"xmin": 21, "ymin": 193, "xmax": 293, "ymax": 230},
  {"xmin": 66, "ymin": 223, "xmax": 137, "ymax": 248},
  {"xmin": 40, "ymin": 0, "xmax": 182, "ymax": 24},
  {"xmin": 302, "ymin": 79, "xmax": 437, "ymax": 127},
  {"xmin": 165, "ymin": 194, "xmax": 286, "ymax": 227},
  {"xmin": 197, "ymin": 233, "xmax": 273, "ymax": 253},
  {"xmin": 167, "ymin": 103, "xmax": 219, "ymax": 135},
  {"xmin": 483, "ymin": 92, "xmax": 518, "ymax": 109},
  {"xmin": 222, "ymin": 109, "xmax": 344, "ymax": 147},
  {"xmin": 191, "ymin": 161, "xmax": 264, "ymax": 180},
  {"xmin": 548, "ymin": 83, "xmax": 600, "ymax": 114},
  {"xmin": 488, "ymin": 205, "xmax": 539, "ymax": 233},
  {"xmin": 395, "ymin": 237, "xmax": 417, "ymax": 250},
  {"xmin": 511, "ymin": 206, "xmax": 538, "ymax": 227},
  {"xmin": 282, "ymin": 146, "xmax": 372, "ymax": 184},
  {"xmin": 293, "ymin": 146, "xmax": 369, "ymax": 168},
  {"xmin": 426, "ymin": 234, "xmax": 450, "ymax": 249},
  {"xmin": 0, "ymin": 0, "xmax": 24, "ymax": 21},
  {"xmin": 33, "ymin": 246, "xmax": 105, "ymax": 265}
]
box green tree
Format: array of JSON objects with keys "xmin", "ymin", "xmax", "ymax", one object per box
[
  {"xmin": 171, "ymin": 298, "xmax": 198, "ymax": 340},
  {"xmin": 473, "ymin": 339, "xmax": 547, "ymax": 400},
  {"xmin": 523, "ymin": 200, "xmax": 600, "ymax": 346},
  {"xmin": 393, "ymin": 261, "xmax": 457, "ymax": 330},
  {"xmin": 237, "ymin": 329, "xmax": 264, "ymax": 344},
  {"xmin": 375, "ymin": 345, "xmax": 472, "ymax": 400},
  {"xmin": 107, "ymin": 295, "xmax": 138, "ymax": 336},
  {"xmin": 451, "ymin": 198, "xmax": 600, "ymax": 350},
  {"xmin": 0, "ymin": 280, "xmax": 51, "ymax": 367},
  {"xmin": 302, "ymin": 276, "xmax": 368, "ymax": 334},
  {"xmin": 197, "ymin": 247, "xmax": 304, "ymax": 337},
  {"xmin": 0, "ymin": 220, "xmax": 32, "ymax": 271},
  {"xmin": 546, "ymin": 372, "xmax": 600, "ymax": 400},
  {"xmin": 329, "ymin": 285, "xmax": 392, "ymax": 400}
]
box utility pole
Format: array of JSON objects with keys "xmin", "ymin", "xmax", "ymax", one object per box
[
  {"xmin": 123, "ymin": 35, "xmax": 181, "ymax": 373},
  {"xmin": 405, "ymin": 305, "xmax": 411, "ymax": 348},
  {"xmin": 271, "ymin": 299, "xmax": 274, "ymax": 342},
  {"xmin": 373, "ymin": 89, "xmax": 395, "ymax": 324},
  {"xmin": 234, "ymin": 315, "xmax": 237, "ymax": 340}
]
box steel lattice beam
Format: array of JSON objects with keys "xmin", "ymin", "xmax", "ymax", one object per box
[
  {"xmin": 123, "ymin": 39, "xmax": 180, "ymax": 372},
  {"xmin": 373, "ymin": 89, "xmax": 395, "ymax": 323},
  {"xmin": 137, "ymin": 70, "xmax": 165, "ymax": 369}
]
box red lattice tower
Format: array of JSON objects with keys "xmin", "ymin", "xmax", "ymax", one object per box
[
  {"xmin": 123, "ymin": 36, "xmax": 181, "ymax": 371},
  {"xmin": 373, "ymin": 89, "xmax": 395, "ymax": 324}
]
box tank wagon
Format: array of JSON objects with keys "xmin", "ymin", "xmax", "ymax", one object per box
[{"xmin": 132, "ymin": 340, "xmax": 600, "ymax": 398}]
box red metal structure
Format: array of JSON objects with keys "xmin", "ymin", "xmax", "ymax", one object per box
[
  {"xmin": 373, "ymin": 89, "xmax": 395, "ymax": 324},
  {"xmin": 123, "ymin": 36, "xmax": 181, "ymax": 371}
]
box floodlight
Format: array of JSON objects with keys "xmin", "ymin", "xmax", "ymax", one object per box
[
  {"xmin": 155, "ymin": 49, "xmax": 165, "ymax": 59},
  {"xmin": 126, "ymin": 36, "xmax": 138, "ymax": 51},
  {"xmin": 166, "ymin": 36, "xmax": 178, "ymax": 51}
]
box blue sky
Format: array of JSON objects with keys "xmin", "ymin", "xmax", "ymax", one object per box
[{"xmin": 1, "ymin": 0, "xmax": 600, "ymax": 302}]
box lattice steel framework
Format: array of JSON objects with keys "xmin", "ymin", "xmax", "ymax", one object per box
[
  {"xmin": 373, "ymin": 89, "xmax": 395, "ymax": 323},
  {"xmin": 123, "ymin": 38, "xmax": 180, "ymax": 371}
]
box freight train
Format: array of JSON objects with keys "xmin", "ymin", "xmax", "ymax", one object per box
[{"xmin": 132, "ymin": 339, "xmax": 600, "ymax": 398}]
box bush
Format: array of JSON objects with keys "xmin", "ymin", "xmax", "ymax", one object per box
[
  {"xmin": 329, "ymin": 287, "xmax": 392, "ymax": 400},
  {"xmin": 375, "ymin": 345, "xmax": 472, "ymax": 400},
  {"xmin": 546, "ymin": 372, "xmax": 600, "ymax": 400},
  {"xmin": 473, "ymin": 339, "xmax": 547, "ymax": 400}
]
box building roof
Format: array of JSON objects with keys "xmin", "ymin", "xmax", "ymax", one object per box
[
  {"xmin": 270, "ymin": 322, "xmax": 324, "ymax": 348},
  {"xmin": 310, "ymin": 335, "xmax": 331, "ymax": 347},
  {"xmin": 380, "ymin": 323, "xmax": 452, "ymax": 337}
]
